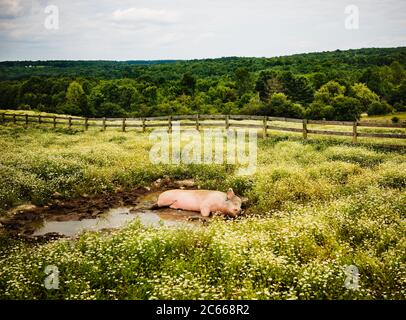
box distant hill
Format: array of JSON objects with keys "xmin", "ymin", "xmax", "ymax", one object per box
[
  {"xmin": 0, "ymin": 47, "xmax": 405, "ymax": 120},
  {"xmin": 0, "ymin": 47, "xmax": 405, "ymax": 80}
]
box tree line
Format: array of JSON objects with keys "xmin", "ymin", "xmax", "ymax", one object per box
[{"xmin": 0, "ymin": 47, "xmax": 405, "ymax": 121}]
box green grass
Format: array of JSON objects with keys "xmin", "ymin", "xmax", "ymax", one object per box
[
  {"xmin": 361, "ymin": 112, "xmax": 406, "ymax": 122},
  {"xmin": 0, "ymin": 122, "xmax": 405, "ymax": 300},
  {"xmin": 0, "ymin": 109, "xmax": 81, "ymax": 118}
]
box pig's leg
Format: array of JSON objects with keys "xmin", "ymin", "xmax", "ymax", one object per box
[
  {"xmin": 200, "ymin": 205, "xmax": 211, "ymax": 217},
  {"xmin": 168, "ymin": 200, "xmax": 179, "ymax": 209}
]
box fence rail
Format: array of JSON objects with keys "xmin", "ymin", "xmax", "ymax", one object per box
[{"xmin": 1, "ymin": 112, "xmax": 405, "ymax": 141}]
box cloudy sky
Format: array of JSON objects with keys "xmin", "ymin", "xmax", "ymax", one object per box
[{"xmin": 0, "ymin": 0, "xmax": 405, "ymax": 61}]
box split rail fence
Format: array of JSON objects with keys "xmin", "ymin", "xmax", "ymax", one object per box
[{"xmin": 1, "ymin": 113, "xmax": 406, "ymax": 142}]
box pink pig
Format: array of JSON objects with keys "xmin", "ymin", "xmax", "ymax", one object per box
[{"xmin": 157, "ymin": 188, "xmax": 242, "ymax": 217}]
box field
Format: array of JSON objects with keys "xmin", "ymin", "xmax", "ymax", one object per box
[
  {"xmin": 361, "ymin": 112, "xmax": 406, "ymax": 122},
  {"xmin": 0, "ymin": 120, "xmax": 405, "ymax": 300}
]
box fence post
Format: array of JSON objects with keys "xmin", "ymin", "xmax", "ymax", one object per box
[
  {"xmin": 352, "ymin": 121, "xmax": 358, "ymax": 143},
  {"xmin": 102, "ymin": 117, "xmax": 106, "ymax": 131},
  {"xmin": 303, "ymin": 119, "xmax": 308, "ymax": 140},
  {"xmin": 68, "ymin": 117, "xmax": 72, "ymax": 129},
  {"xmin": 53, "ymin": 116, "xmax": 56, "ymax": 128},
  {"xmin": 13, "ymin": 114, "xmax": 16, "ymax": 124},
  {"xmin": 263, "ymin": 116, "xmax": 268, "ymax": 138},
  {"xmin": 122, "ymin": 118, "xmax": 126, "ymax": 132},
  {"xmin": 225, "ymin": 115, "xmax": 229, "ymax": 130},
  {"xmin": 25, "ymin": 114, "xmax": 28, "ymax": 127},
  {"xmin": 1, "ymin": 113, "xmax": 4, "ymax": 124},
  {"xmin": 196, "ymin": 114, "xmax": 200, "ymax": 131},
  {"xmin": 38, "ymin": 115, "xmax": 42, "ymax": 124},
  {"xmin": 142, "ymin": 118, "xmax": 146, "ymax": 132},
  {"xmin": 168, "ymin": 116, "xmax": 172, "ymax": 133},
  {"xmin": 85, "ymin": 118, "xmax": 88, "ymax": 131}
]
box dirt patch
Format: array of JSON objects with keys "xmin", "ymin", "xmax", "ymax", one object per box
[{"xmin": 0, "ymin": 178, "xmax": 201, "ymax": 241}]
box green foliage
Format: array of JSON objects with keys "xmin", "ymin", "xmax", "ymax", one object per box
[
  {"xmin": 314, "ymin": 81, "xmax": 346, "ymax": 104},
  {"xmin": 265, "ymin": 93, "xmax": 305, "ymax": 118},
  {"xmin": 234, "ymin": 67, "xmax": 254, "ymax": 97},
  {"xmin": 367, "ymin": 101, "xmax": 394, "ymax": 116},
  {"xmin": 391, "ymin": 116, "xmax": 400, "ymax": 123},
  {"xmin": 66, "ymin": 81, "xmax": 88, "ymax": 115},
  {"xmin": 180, "ymin": 73, "xmax": 197, "ymax": 96},
  {"xmin": 98, "ymin": 102, "xmax": 127, "ymax": 117},
  {"xmin": 310, "ymin": 81, "xmax": 363, "ymax": 120},
  {"xmin": 1, "ymin": 48, "xmax": 405, "ymax": 120},
  {"xmin": 305, "ymin": 101, "xmax": 335, "ymax": 120},
  {"xmin": 350, "ymin": 83, "xmax": 380, "ymax": 112},
  {"xmin": 331, "ymin": 96, "xmax": 362, "ymax": 121}
]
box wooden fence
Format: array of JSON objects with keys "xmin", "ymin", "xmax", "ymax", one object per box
[{"xmin": 1, "ymin": 112, "xmax": 406, "ymax": 142}]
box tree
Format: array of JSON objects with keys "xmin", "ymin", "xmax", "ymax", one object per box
[
  {"xmin": 142, "ymin": 85, "xmax": 158, "ymax": 105},
  {"xmin": 97, "ymin": 102, "xmax": 126, "ymax": 117},
  {"xmin": 265, "ymin": 93, "xmax": 305, "ymax": 118},
  {"xmin": 222, "ymin": 102, "xmax": 239, "ymax": 115},
  {"xmin": 390, "ymin": 61, "xmax": 405, "ymax": 85},
  {"xmin": 255, "ymin": 70, "xmax": 283, "ymax": 101},
  {"xmin": 350, "ymin": 83, "xmax": 379, "ymax": 112},
  {"xmin": 280, "ymin": 72, "xmax": 314, "ymax": 104},
  {"xmin": 66, "ymin": 81, "xmax": 90, "ymax": 115},
  {"xmin": 305, "ymin": 101, "xmax": 335, "ymax": 120},
  {"xmin": 57, "ymin": 103, "xmax": 82, "ymax": 116},
  {"xmin": 390, "ymin": 79, "xmax": 406, "ymax": 110},
  {"xmin": 240, "ymin": 96, "xmax": 265, "ymax": 115},
  {"xmin": 0, "ymin": 83, "xmax": 19, "ymax": 109},
  {"xmin": 234, "ymin": 67, "xmax": 253, "ymax": 97},
  {"xmin": 314, "ymin": 81, "xmax": 346, "ymax": 105},
  {"xmin": 332, "ymin": 96, "xmax": 362, "ymax": 121},
  {"xmin": 181, "ymin": 73, "xmax": 196, "ymax": 96},
  {"xmin": 360, "ymin": 67, "xmax": 393, "ymax": 99}
]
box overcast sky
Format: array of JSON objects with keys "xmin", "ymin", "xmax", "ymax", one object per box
[{"xmin": 0, "ymin": 0, "xmax": 405, "ymax": 61}]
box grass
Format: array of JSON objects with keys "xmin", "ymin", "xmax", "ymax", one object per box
[
  {"xmin": 0, "ymin": 120, "xmax": 405, "ymax": 300},
  {"xmin": 361, "ymin": 112, "xmax": 406, "ymax": 122}
]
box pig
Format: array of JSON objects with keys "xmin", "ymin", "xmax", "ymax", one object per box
[{"xmin": 157, "ymin": 188, "xmax": 242, "ymax": 217}]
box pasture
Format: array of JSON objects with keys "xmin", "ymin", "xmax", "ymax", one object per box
[{"xmin": 0, "ymin": 119, "xmax": 405, "ymax": 299}]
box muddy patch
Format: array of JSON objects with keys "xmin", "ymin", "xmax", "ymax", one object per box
[
  {"xmin": 0, "ymin": 179, "xmax": 205, "ymax": 240},
  {"xmin": 33, "ymin": 207, "xmax": 200, "ymax": 238}
]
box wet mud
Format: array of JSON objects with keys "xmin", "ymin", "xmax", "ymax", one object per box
[{"xmin": 0, "ymin": 178, "xmax": 206, "ymax": 241}]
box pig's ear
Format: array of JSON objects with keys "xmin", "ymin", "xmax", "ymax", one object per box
[{"xmin": 227, "ymin": 188, "xmax": 235, "ymax": 200}]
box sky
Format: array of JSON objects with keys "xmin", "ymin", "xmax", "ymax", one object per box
[{"xmin": 0, "ymin": 0, "xmax": 405, "ymax": 61}]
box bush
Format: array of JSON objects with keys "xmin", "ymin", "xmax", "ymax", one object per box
[
  {"xmin": 97, "ymin": 102, "xmax": 127, "ymax": 118},
  {"xmin": 391, "ymin": 116, "xmax": 400, "ymax": 124},
  {"xmin": 305, "ymin": 101, "xmax": 335, "ymax": 120},
  {"xmin": 332, "ymin": 96, "xmax": 362, "ymax": 121},
  {"xmin": 367, "ymin": 101, "xmax": 394, "ymax": 116},
  {"xmin": 56, "ymin": 103, "xmax": 82, "ymax": 116}
]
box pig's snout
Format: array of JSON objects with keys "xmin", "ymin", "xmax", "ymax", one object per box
[{"xmin": 228, "ymin": 206, "xmax": 242, "ymax": 217}]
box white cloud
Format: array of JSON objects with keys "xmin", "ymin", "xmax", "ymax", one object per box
[
  {"xmin": 0, "ymin": 0, "xmax": 28, "ymax": 18},
  {"xmin": 192, "ymin": 32, "xmax": 215, "ymax": 45},
  {"xmin": 111, "ymin": 7, "xmax": 180, "ymax": 25},
  {"xmin": 0, "ymin": 0, "xmax": 405, "ymax": 60}
]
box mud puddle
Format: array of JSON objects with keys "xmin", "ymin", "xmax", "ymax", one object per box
[
  {"xmin": 0, "ymin": 179, "xmax": 205, "ymax": 240},
  {"xmin": 33, "ymin": 207, "xmax": 200, "ymax": 237}
]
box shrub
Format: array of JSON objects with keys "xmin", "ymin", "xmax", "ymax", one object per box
[
  {"xmin": 391, "ymin": 116, "xmax": 400, "ymax": 124},
  {"xmin": 367, "ymin": 101, "xmax": 394, "ymax": 116}
]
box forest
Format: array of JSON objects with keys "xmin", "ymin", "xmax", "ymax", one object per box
[{"xmin": 0, "ymin": 47, "xmax": 405, "ymax": 121}]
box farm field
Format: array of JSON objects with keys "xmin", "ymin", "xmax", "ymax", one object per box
[{"xmin": 0, "ymin": 120, "xmax": 405, "ymax": 300}]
